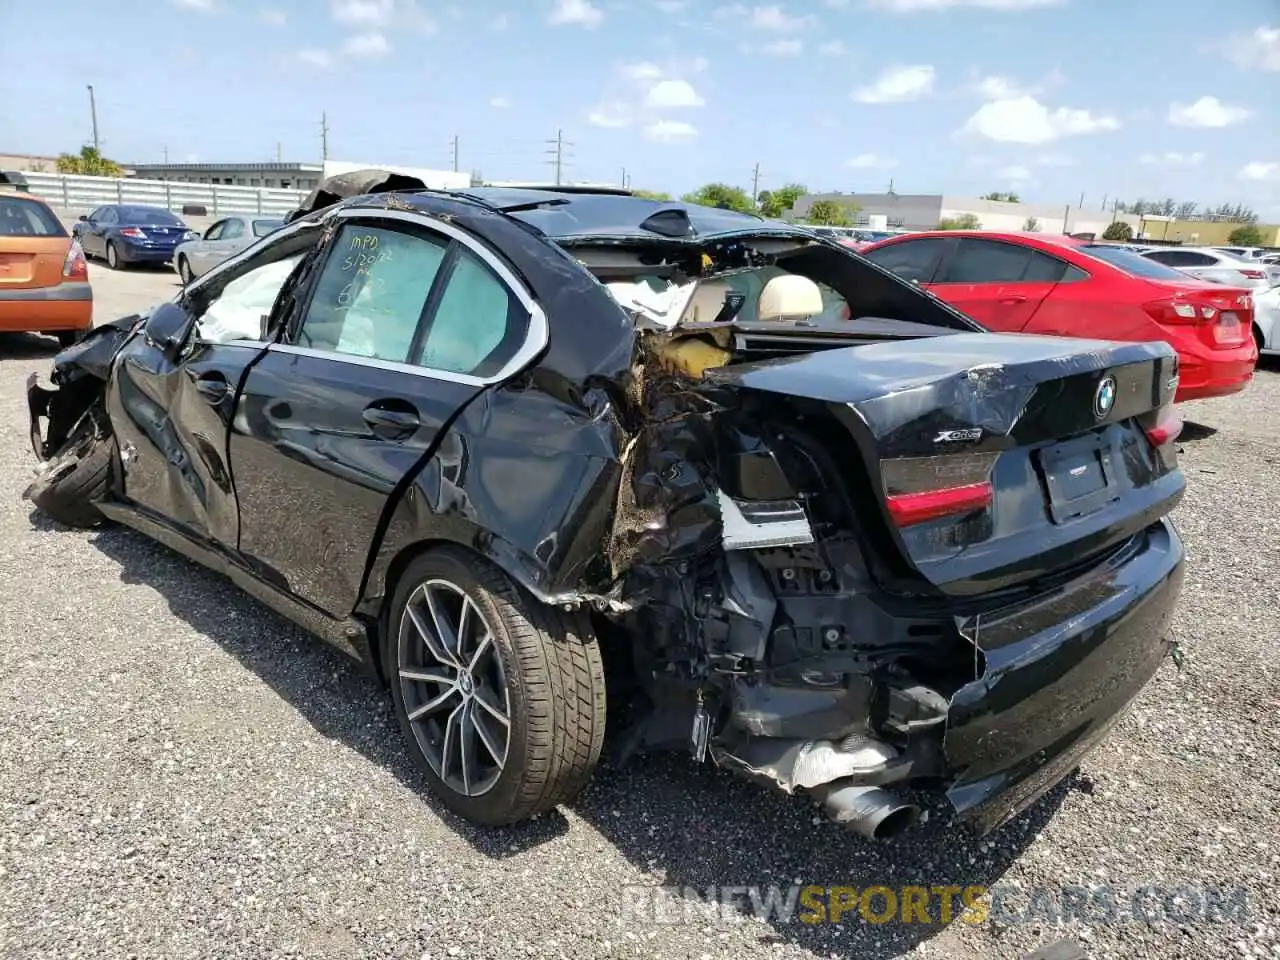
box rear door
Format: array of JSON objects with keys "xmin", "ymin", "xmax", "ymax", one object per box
[
  {"xmin": 228, "ymin": 210, "xmax": 545, "ymax": 618},
  {"xmin": 927, "ymin": 237, "xmax": 1062, "ymax": 331},
  {"xmin": 84, "ymin": 206, "xmax": 116, "ymax": 258},
  {"xmin": 0, "ymin": 196, "xmax": 70, "ymax": 292}
]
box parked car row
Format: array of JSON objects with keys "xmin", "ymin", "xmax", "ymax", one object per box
[{"xmin": 24, "ymin": 176, "xmax": 1192, "ymax": 842}]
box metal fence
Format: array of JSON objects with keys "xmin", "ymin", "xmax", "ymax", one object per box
[{"xmin": 20, "ymin": 172, "xmax": 309, "ymax": 217}]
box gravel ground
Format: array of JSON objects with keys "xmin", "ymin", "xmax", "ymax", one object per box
[{"xmin": 0, "ymin": 264, "xmax": 1277, "ymax": 960}]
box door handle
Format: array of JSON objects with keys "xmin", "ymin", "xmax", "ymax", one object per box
[
  {"xmin": 363, "ymin": 404, "xmax": 420, "ymax": 439},
  {"xmin": 998, "ymin": 294, "xmax": 1028, "ymax": 304},
  {"xmin": 194, "ymin": 372, "xmax": 229, "ymax": 404}
]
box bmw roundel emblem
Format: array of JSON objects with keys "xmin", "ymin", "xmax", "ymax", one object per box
[{"xmin": 1094, "ymin": 375, "xmax": 1117, "ymax": 419}]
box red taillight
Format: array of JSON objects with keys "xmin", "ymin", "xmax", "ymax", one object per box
[
  {"xmin": 881, "ymin": 451, "xmax": 1000, "ymax": 527},
  {"xmin": 886, "ymin": 482, "xmax": 993, "ymax": 526},
  {"xmin": 1239, "ymin": 269, "xmax": 1265, "ymax": 280},
  {"xmin": 1142, "ymin": 296, "xmax": 1213, "ymax": 325},
  {"xmin": 118, "ymin": 226, "xmax": 146, "ymax": 239},
  {"xmin": 1145, "ymin": 408, "xmax": 1183, "ymax": 447},
  {"xmin": 62, "ymin": 240, "xmax": 87, "ymax": 281}
]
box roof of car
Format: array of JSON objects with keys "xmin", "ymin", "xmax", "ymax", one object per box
[{"xmin": 409, "ymin": 187, "xmax": 802, "ymax": 242}]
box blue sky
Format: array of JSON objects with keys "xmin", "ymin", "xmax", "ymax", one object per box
[{"xmin": 4, "ymin": 0, "xmax": 1279, "ymax": 215}]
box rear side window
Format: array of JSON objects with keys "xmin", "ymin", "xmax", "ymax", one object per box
[
  {"xmin": 1077, "ymin": 244, "xmax": 1189, "ymax": 280},
  {"xmin": 863, "ymin": 238, "xmax": 948, "ymax": 283},
  {"xmin": 1146, "ymin": 250, "xmax": 1216, "ymax": 267},
  {"xmin": 938, "ymin": 239, "xmax": 1032, "ymax": 283},
  {"xmin": 298, "ymin": 224, "xmax": 448, "ymax": 363},
  {"xmin": 0, "ymin": 198, "xmax": 66, "ymax": 237},
  {"xmin": 119, "ymin": 206, "xmax": 183, "ymax": 226},
  {"xmin": 415, "ymin": 248, "xmax": 520, "ymax": 375},
  {"xmin": 1022, "ymin": 250, "xmax": 1072, "ymax": 282}
]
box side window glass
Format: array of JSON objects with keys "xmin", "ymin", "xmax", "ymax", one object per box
[
  {"xmin": 99, "ymin": 208, "xmax": 118, "ymax": 225},
  {"xmin": 1023, "ymin": 250, "xmax": 1069, "ymax": 283},
  {"xmin": 864, "ymin": 239, "xmax": 947, "ymax": 284},
  {"xmin": 1186, "ymin": 253, "xmax": 1216, "ymax": 266},
  {"xmin": 205, "ymin": 221, "xmax": 225, "ymax": 241},
  {"xmin": 197, "ymin": 254, "xmax": 306, "ymax": 344},
  {"xmin": 940, "ymin": 239, "xmax": 1032, "ymax": 283},
  {"xmin": 297, "ymin": 224, "xmax": 447, "ymax": 363},
  {"xmin": 1061, "ymin": 264, "xmax": 1089, "ymax": 282},
  {"xmin": 221, "ymin": 219, "xmax": 245, "ymax": 241},
  {"xmin": 1146, "ymin": 251, "xmax": 1180, "ymax": 265},
  {"xmin": 416, "ymin": 247, "xmax": 522, "ymax": 376}
]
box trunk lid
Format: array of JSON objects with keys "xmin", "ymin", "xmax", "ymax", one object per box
[
  {"xmin": 0, "ymin": 237, "xmax": 72, "ymax": 290},
  {"xmin": 707, "ymin": 332, "xmax": 1184, "ymax": 598}
]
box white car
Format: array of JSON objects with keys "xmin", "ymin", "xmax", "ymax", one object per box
[
  {"xmin": 1141, "ymin": 245, "xmax": 1280, "ymax": 289},
  {"xmin": 173, "ymin": 215, "xmax": 285, "ymax": 284},
  {"xmin": 1254, "ymin": 284, "xmax": 1280, "ymax": 356}
]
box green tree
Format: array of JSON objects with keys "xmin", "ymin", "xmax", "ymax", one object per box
[
  {"xmin": 757, "ymin": 182, "xmax": 807, "ymax": 218},
  {"xmin": 56, "ymin": 145, "xmax": 123, "ymax": 177},
  {"xmin": 632, "ymin": 189, "xmax": 672, "ymax": 201},
  {"xmin": 938, "ymin": 213, "xmax": 981, "ymax": 230},
  {"xmin": 982, "ymin": 191, "xmax": 1020, "ymax": 203},
  {"xmin": 806, "ymin": 199, "xmax": 858, "ymax": 226},
  {"xmin": 1227, "ymin": 224, "xmax": 1264, "ymax": 246},
  {"xmin": 1102, "ymin": 221, "xmax": 1133, "ymax": 241},
  {"xmin": 680, "ymin": 183, "xmax": 756, "ymax": 214},
  {"xmin": 1023, "ymin": 216, "xmax": 1040, "ymax": 231}
]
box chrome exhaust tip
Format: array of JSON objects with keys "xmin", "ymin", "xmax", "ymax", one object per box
[{"xmin": 816, "ymin": 783, "xmax": 920, "ymax": 841}]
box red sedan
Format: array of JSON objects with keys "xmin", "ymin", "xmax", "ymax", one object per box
[{"xmin": 859, "ymin": 230, "xmax": 1258, "ymax": 402}]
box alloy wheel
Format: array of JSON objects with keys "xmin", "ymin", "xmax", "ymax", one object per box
[{"xmin": 397, "ymin": 578, "xmax": 511, "ymax": 797}]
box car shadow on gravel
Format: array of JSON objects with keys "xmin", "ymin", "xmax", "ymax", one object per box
[
  {"xmin": 83, "ymin": 521, "xmax": 1065, "ymax": 959},
  {"xmin": 1178, "ymin": 421, "xmax": 1219, "ymax": 442},
  {"xmin": 0, "ymin": 332, "xmax": 62, "ymax": 358}
]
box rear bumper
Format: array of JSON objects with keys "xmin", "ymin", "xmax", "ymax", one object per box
[
  {"xmin": 944, "ymin": 518, "xmax": 1184, "ymax": 833},
  {"xmin": 118, "ymin": 242, "xmax": 179, "ymax": 264},
  {"xmin": 1169, "ymin": 336, "xmax": 1256, "ymax": 402},
  {"xmin": 0, "ymin": 283, "xmax": 93, "ymax": 332}
]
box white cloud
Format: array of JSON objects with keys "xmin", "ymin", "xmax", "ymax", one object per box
[
  {"xmin": 621, "ymin": 61, "xmax": 664, "ymax": 80},
  {"xmin": 174, "ymin": 0, "xmax": 215, "ymax": 10},
  {"xmin": 490, "ymin": 96, "xmax": 512, "ymax": 109},
  {"xmin": 1226, "ymin": 25, "xmax": 1280, "ymax": 71},
  {"xmin": 1167, "ymin": 96, "xmax": 1251, "ymax": 128},
  {"xmin": 868, "ymin": 0, "xmax": 1061, "ymax": 10},
  {"xmin": 644, "ymin": 79, "xmax": 705, "ymax": 108},
  {"xmin": 819, "ymin": 39, "xmax": 847, "ymax": 56},
  {"xmin": 644, "ymin": 119, "xmax": 698, "ymax": 142},
  {"xmin": 853, "ymin": 64, "xmax": 935, "ymax": 103},
  {"xmin": 295, "ymin": 48, "xmax": 334, "ymax": 68},
  {"xmin": 342, "ymin": 31, "xmax": 390, "ymax": 56},
  {"xmin": 847, "ymin": 153, "xmax": 896, "ymax": 168},
  {"xmin": 757, "ymin": 38, "xmax": 804, "ymax": 56},
  {"xmin": 330, "ymin": 0, "xmax": 392, "ymax": 24},
  {"xmin": 1238, "ymin": 161, "xmax": 1280, "ymax": 181},
  {"xmin": 973, "ymin": 74, "xmax": 1024, "ymax": 100},
  {"xmin": 1138, "ymin": 151, "xmax": 1205, "ymax": 166},
  {"xmin": 749, "ymin": 4, "xmax": 814, "ymax": 30},
  {"xmin": 960, "ymin": 95, "xmax": 1119, "ymax": 144},
  {"xmin": 550, "ymin": 0, "xmax": 603, "ymax": 27},
  {"xmin": 259, "ymin": 7, "xmax": 286, "ymax": 24},
  {"xmin": 996, "ymin": 165, "xmax": 1032, "ymax": 181},
  {"xmin": 589, "ymin": 102, "xmax": 633, "ymax": 128}
]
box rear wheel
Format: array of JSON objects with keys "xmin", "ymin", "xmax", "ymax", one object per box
[
  {"xmin": 1255, "ymin": 323, "xmax": 1266, "ymax": 355},
  {"xmin": 24, "ymin": 415, "xmax": 114, "ymax": 529},
  {"xmin": 385, "ymin": 547, "xmax": 607, "ymax": 826},
  {"xmin": 106, "ymin": 241, "xmax": 122, "ymax": 270}
]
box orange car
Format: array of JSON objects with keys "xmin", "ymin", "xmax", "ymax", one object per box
[{"xmin": 0, "ymin": 189, "xmax": 92, "ymax": 345}]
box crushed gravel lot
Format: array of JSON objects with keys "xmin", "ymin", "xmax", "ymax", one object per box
[{"xmin": 0, "ymin": 263, "xmax": 1277, "ymax": 960}]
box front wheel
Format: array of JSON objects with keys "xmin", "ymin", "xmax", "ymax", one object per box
[
  {"xmin": 178, "ymin": 256, "xmax": 194, "ymax": 286},
  {"xmin": 385, "ymin": 547, "xmax": 607, "ymax": 826},
  {"xmin": 23, "ymin": 416, "xmax": 114, "ymax": 528}
]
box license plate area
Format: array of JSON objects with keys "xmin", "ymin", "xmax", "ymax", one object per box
[
  {"xmin": 1213, "ymin": 312, "xmax": 1243, "ymax": 345},
  {"xmin": 1035, "ymin": 432, "xmax": 1120, "ymax": 524}
]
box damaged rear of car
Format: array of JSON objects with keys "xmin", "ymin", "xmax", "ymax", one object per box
[{"xmin": 23, "ymin": 183, "xmax": 1187, "ymax": 839}]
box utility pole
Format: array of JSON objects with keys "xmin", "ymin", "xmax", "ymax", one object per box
[
  {"xmin": 450, "ymin": 135, "xmax": 459, "ymax": 173},
  {"xmin": 86, "ymin": 85, "xmax": 100, "ymax": 152},
  {"xmin": 751, "ymin": 162, "xmax": 760, "ymax": 200},
  {"xmin": 162, "ymin": 144, "xmax": 169, "ymax": 163},
  {"xmin": 620, "ymin": 166, "xmax": 627, "ymax": 188},
  {"xmin": 1078, "ymin": 191, "xmax": 1084, "ymax": 209},
  {"xmin": 320, "ymin": 111, "xmax": 330, "ymax": 162},
  {"xmin": 545, "ymin": 128, "xmax": 571, "ymax": 186}
]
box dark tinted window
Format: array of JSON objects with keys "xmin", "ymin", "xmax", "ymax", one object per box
[
  {"xmin": 1023, "ymin": 250, "xmax": 1071, "ymax": 282},
  {"xmin": 1145, "ymin": 250, "xmax": 1216, "ymax": 267},
  {"xmin": 0, "ymin": 198, "xmax": 67, "ymax": 237},
  {"xmin": 863, "ymin": 238, "xmax": 948, "ymax": 283},
  {"xmin": 939, "ymin": 239, "xmax": 1033, "ymax": 283},
  {"xmin": 1062, "ymin": 264, "xmax": 1089, "ymax": 282},
  {"xmin": 118, "ymin": 205, "xmax": 184, "ymax": 226},
  {"xmin": 1077, "ymin": 244, "xmax": 1189, "ymax": 280},
  {"xmin": 253, "ymin": 218, "xmax": 284, "ymax": 237}
]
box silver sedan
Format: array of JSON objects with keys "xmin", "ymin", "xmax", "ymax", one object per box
[{"xmin": 173, "ymin": 215, "xmax": 284, "ymax": 284}]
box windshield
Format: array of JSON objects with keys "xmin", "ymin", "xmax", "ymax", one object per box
[
  {"xmin": 253, "ymin": 218, "xmax": 284, "ymax": 237},
  {"xmin": 119, "ymin": 205, "xmax": 184, "ymax": 226},
  {"xmin": 1078, "ymin": 244, "xmax": 1190, "ymax": 280},
  {"xmin": 0, "ymin": 197, "xmax": 67, "ymax": 237}
]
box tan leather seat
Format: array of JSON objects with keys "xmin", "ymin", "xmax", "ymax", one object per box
[
  {"xmin": 681, "ymin": 279, "xmax": 733, "ymax": 324},
  {"xmin": 757, "ymin": 274, "xmax": 824, "ymax": 323}
]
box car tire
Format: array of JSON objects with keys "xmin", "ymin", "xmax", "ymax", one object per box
[
  {"xmin": 1255, "ymin": 324, "xmax": 1266, "ymax": 355},
  {"xmin": 24, "ymin": 420, "xmax": 114, "ymax": 529},
  {"xmin": 385, "ymin": 546, "xmax": 607, "ymax": 826},
  {"xmin": 178, "ymin": 256, "xmax": 194, "ymax": 286},
  {"xmin": 106, "ymin": 241, "xmax": 123, "ymax": 270}
]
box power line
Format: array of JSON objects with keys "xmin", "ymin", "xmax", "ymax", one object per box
[{"xmin": 545, "ymin": 128, "xmax": 572, "ymax": 186}]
